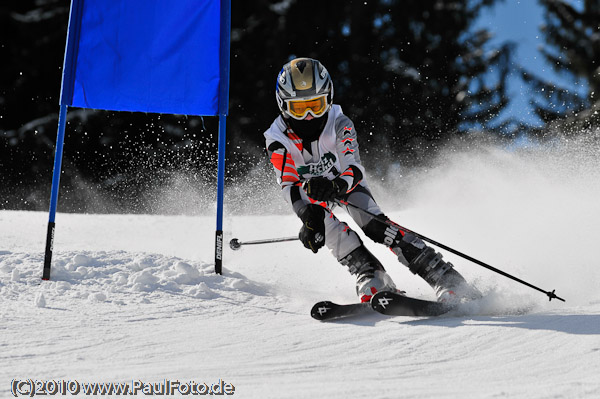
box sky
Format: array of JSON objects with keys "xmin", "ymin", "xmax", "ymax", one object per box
[{"xmin": 475, "ymin": 0, "xmax": 585, "ymax": 127}]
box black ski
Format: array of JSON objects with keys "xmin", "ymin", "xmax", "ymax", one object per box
[
  {"xmin": 371, "ymin": 290, "xmax": 456, "ymax": 317},
  {"xmin": 310, "ymin": 300, "xmax": 371, "ymax": 321}
]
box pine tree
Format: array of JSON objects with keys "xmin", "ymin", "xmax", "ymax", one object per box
[
  {"xmin": 2, "ymin": 0, "xmax": 514, "ymax": 210},
  {"xmin": 334, "ymin": 0, "xmax": 512, "ymax": 165},
  {"xmin": 230, "ymin": 0, "xmax": 512, "ymax": 168},
  {"xmin": 522, "ymin": 0, "xmax": 600, "ymax": 129}
]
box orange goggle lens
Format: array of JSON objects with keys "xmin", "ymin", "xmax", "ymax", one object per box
[{"xmin": 287, "ymin": 96, "xmax": 328, "ymax": 118}]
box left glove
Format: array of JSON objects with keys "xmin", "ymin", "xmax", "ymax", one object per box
[
  {"xmin": 297, "ymin": 204, "xmax": 326, "ymax": 253},
  {"xmin": 303, "ymin": 176, "xmax": 348, "ymax": 202}
]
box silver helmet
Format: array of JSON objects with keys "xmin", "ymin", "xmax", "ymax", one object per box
[{"xmin": 276, "ymin": 58, "xmax": 334, "ymax": 120}]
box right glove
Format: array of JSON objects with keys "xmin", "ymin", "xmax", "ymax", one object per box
[
  {"xmin": 303, "ymin": 176, "xmax": 349, "ymax": 202},
  {"xmin": 297, "ymin": 204, "xmax": 326, "ymax": 253}
]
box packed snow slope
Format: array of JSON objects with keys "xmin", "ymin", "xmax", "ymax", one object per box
[{"xmin": 2, "ymin": 138, "xmax": 600, "ymax": 398}]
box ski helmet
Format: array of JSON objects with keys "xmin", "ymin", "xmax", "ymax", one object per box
[{"xmin": 276, "ymin": 58, "xmax": 334, "ymax": 120}]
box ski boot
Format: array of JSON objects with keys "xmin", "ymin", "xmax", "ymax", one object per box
[
  {"xmin": 408, "ymin": 246, "xmax": 482, "ymax": 304},
  {"xmin": 393, "ymin": 233, "xmax": 481, "ymax": 304},
  {"xmin": 340, "ymin": 245, "xmax": 400, "ymax": 303}
]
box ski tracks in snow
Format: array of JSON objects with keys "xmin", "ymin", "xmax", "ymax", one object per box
[{"xmin": 1, "ymin": 210, "xmax": 600, "ymax": 398}]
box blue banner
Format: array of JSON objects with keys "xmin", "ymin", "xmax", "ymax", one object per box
[
  {"xmin": 44, "ymin": 0, "xmax": 230, "ymax": 280},
  {"xmin": 63, "ymin": 0, "xmax": 222, "ymax": 116}
]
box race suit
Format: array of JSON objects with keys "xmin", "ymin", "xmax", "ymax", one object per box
[{"xmin": 264, "ymin": 105, "xmax": 399, "ymax": 261}]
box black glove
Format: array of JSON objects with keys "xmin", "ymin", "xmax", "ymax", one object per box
[
  {"xmin": 303, "ymin": 176, "xmax": 348, "ymax": 202},
  {"xmin": 297, "ymin": 204, "xmax": 326, "ymax": 253}
]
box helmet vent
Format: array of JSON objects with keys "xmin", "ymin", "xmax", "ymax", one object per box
[{"xmin": 296, "ymin": 60, "xmax": 307, "ymax": 73}]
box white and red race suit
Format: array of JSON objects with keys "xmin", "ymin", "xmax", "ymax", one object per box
[{"xmin": 264, "ymin": 105, "xmax": 394, "ymax": 261}]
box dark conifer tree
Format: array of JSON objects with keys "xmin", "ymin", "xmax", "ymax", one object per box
[
  {"xmin": 522, "ymin": 0, "xmax": 600, "ymax": 128},
  {"xmin": 230, "ymin": 0, "xmax": 512, "ymax": 167},
  {"xmin": 2, "ymin": 0, "xmax": 513, "ymax": 210}
]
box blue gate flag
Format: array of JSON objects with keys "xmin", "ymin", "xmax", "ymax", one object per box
[
  {"xmin": 62, "ymin": 0, "xmax": 223, "ymax": 116},
  {"xmin": 43, "ymin": 0, "xmax": 231, "ymax": 280}
]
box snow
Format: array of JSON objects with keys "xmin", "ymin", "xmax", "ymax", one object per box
[{"xmin": 1, "ymin": 139, "xmax": 600, "ymax": 398}]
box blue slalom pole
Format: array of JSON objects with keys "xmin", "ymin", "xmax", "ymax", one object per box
[
  {"xmin": 214, "ymin": 0, "xmax": 231, "ymax": 275},
  {"xmin": 42, "ymin": 0, "xmax": 82, "ymax": 280},
  {"xmin": 42, "ymin": 104, "xmax": 68, "ymax": 280}
]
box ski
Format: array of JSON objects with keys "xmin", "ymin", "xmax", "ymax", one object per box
[
  {"xmin": 371, "ymin": 290, "xmax": 456, "ymax": 317},
  {"xmin": 310, "ymin": 300, "xmax": 371, "ymax": 321}
]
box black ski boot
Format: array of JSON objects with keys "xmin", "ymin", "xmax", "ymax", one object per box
[
  {"xmin": 340, "ymin": 245, "xmax": 399, "ymax": 303},
  {"xmin": 394, "ymin": 233, "xmax": 481, "ymax": 303}
]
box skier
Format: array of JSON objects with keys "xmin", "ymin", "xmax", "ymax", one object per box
[{"xmin": 264, "ymin": 57, "xmax": 479, "ymax": 303}]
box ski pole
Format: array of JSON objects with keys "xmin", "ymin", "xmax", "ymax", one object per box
[
  {"xmin": 335, "ymin": 199, "xmax": 565, "ymax": 302},
  {"xmin": 229, "ymin": 236, "xmax": 298, "ymax": 251}
]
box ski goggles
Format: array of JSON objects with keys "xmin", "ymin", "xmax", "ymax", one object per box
[{"xmin": 285, "ymin": 95, "xmax": 329, "ymax": 120}]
